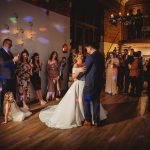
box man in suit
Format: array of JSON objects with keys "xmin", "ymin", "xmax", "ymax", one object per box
[
  {"xmin": 123, "ymin": 48, "xmax": 134, "ymax": 94},
  {"xmin": 122, "ymin": 49, "xmax": 130, "ymax": 94},
  {"xmin": 0, "ymin": 38, "xmax": 19, "ymax": 113},
  {"xmin": 77, "ymin": 43, "xmax": 105, "ymax": 126},
  {"xmin": 135, "ymin": 9, "xmax": 143, "ymax": 39}
]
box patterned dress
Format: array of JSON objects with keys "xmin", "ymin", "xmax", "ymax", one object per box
[
  {"xmin": 16, "ymin": 61, "xmax": 32, "ymax": 101},
  {"xmin": 47, "ymin": 60, "xmax": 60, "ymax": 94}
]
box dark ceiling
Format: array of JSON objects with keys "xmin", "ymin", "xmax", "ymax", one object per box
[
  {"xmin": 22, "ymin": 0, "xmax": 120, "ymax": 17},
  {"xmin": 22, "ymin": 0, "xmax": 71, "ymax": 16}
]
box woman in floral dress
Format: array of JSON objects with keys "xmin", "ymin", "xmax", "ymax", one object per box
[{"xmin": 16, "ymin": 49, "xmax": 32, "ymax": 110}]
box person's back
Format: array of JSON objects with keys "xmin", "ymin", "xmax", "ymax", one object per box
[{"xmin": 84, "ymin": 51, "xmax": 104, "ymax": 97}]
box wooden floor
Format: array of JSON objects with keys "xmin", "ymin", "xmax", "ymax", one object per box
[{"xmin": 0, "ymin": 93, "xmax": 150, "ymax": 150}]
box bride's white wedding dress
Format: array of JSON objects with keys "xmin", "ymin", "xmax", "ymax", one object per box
[{"xmin": 39, "ymin": 67, "xmax": 107, "ymax": 129}]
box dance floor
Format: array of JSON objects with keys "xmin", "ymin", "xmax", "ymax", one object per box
[{"xmin": 0, "ymin": 93, "xmax": 150, "ymax": 150}]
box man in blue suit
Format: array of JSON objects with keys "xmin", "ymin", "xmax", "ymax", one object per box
[
  {"xmin": 0, "ymin": 39, "xmax": 19, "ymax": 114},
  {"xmin": 78, "ymin": 43, "xmax": 105, "ymax": 126}
]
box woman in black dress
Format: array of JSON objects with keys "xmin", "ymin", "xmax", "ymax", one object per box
[{"xmin": 31, "ymin": 53, "xmax": 46, "ymax": 105}]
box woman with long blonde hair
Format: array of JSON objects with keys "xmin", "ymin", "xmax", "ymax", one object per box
[{"xmin": 1, "ymin": 92, "xmax": 32, "ymax": 124}]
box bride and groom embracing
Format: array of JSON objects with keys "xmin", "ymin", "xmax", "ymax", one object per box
[{"xmin": 39, "ymin": 43, "xmax": 107, "ymax": 129}]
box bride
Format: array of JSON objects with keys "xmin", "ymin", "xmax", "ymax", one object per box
[{"xmin": 39, "ymin": 54, "xmax": 107, "ymax": 129}]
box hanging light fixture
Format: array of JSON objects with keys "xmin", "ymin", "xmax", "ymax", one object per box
[
  {"xmin": 109, "ymin": 10, "xmax": 144, "ymax": 26},
  {"xmin": 109, "ymin": 0, "xmax": 145, "ymax": 26}
]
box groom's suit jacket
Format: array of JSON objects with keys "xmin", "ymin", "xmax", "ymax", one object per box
[{"xmin": 78, "ymin": 50, "xmax": 105, "ymax": 99}]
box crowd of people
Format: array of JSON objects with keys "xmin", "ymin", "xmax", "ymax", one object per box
[
  {"xmin": 0, "ymin": 38, "xmax": 150, "ymax": 126},
  {"xmin": 0, "ymin": 38, "xmax": 69, "ymax": 123},
  {"xmin": 105, "ymin": 48, "xmax": 150, "ymax": 98},
  {"xmin": 127, "ymin": 9, "xmax": 143, "ymax": 39}
]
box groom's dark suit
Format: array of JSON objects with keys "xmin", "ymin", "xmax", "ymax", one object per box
[{"xmin": 78, "ymin": 50, "xmax": 105, "ymax": 123}]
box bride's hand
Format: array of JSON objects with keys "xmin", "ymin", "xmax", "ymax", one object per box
[{"xmin": 72, "ymin": 71, "xmax": 81, "ymax": 80}]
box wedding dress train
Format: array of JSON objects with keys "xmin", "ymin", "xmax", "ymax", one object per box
[{"xmin": 39, "ymin": 67, "xmax": 107, "ymax": 129}]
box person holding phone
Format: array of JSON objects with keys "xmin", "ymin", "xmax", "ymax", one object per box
[{"xmin": 0, "ymin": 39, "xmax": 19, "ymax": 113}]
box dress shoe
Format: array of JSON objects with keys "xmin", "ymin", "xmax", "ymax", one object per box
[
  {"xmin": 93, "ymin": 122, "xmax": 100, "ymax": 127},
  {"xmin": 93, "ymin": 120, "xmax": 107, "ymax": 127},
  {"xmin": 83, "ymin": 120, "xmax": 92, "ymax": 126}
]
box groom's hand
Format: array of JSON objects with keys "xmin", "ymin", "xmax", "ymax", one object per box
[
  {"xmin": 80, "ymin": 66, "xmax": 86, "ymax": 73},
  {"xmin": 83, "ymin": 66, "xmax": 87, "ymax": 72}
]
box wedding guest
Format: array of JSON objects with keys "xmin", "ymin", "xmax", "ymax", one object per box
[
  {"xmin": 1, "ymin": 92, "xmax": 32, "ymax": 124},
  {"xmin": 128, "ymin": 52, "xmax": 140, "ymax": 96},
  {"xmin": 0, "ymin": 39, "xmax": 19, "ymax": 111},
  {"xmin": 123, "ymin": 48, "xmax": 134, "ymax": 94},
  {"xmin": 122, "ymin": 49, "xmax": 130, "ymax": 94},
  {"xmin": 68, "ymin": 49, "xmax": 78, "ymax": 74},
  {"xmin": 127, "ymin": 9, "xmax": 136, "ymax": 39},
  {"xmin": 46, "ymin": 51, "xmax": 60, "ymax": 101},
  {"xmin": 105, "ymin": 52, "xmax": 119, "ymax": 95},
  {"xmin": 117, "ymin": 53, "xmax": 124, "ymax": 92},
  {"xmin": 113, "ymin": 47, "xmax": 118, "ymax": 56},
  {"xmin": 30, "ymin": 53, "xmax": 46, "ymax": 105},
  {"xmin": 16, "ymin": 49, "xmax": 32, "ymax": 110},
  {"xmin": 59, "ymin": 57, "xmax": 69, "ymax": 98},
  {"xmin": 135, "ymin": 9, "xmax": 143, "ymax": 39}
]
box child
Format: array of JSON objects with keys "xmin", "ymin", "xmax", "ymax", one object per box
[{"xmin": 1, "ymin": 92, "xmax": 32, "ymax": 124}]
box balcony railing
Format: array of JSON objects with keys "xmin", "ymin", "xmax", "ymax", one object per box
[{"xmin": 122, "ymin": 15, "xmax": 150, "ymax": 41}]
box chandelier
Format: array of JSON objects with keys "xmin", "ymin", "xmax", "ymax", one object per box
[{"xmin": 109, "ymin": 11, "xmax": 143, "ymax": 26}]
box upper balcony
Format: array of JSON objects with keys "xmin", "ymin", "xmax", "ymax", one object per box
[{"xmin": 121, "ymin": 15, "xmax": 150, "ymax": 42}]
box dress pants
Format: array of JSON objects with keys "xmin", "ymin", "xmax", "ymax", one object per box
[{"xmin": 83, "ymin": 95, "xmax": 100, "ymax": 123}]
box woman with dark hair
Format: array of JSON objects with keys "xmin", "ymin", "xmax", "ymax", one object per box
[
  {"xmin": 105, "ymin": 52, "xmax": 119, "ymax": 95},
  {"xmin": 30, "ymin": 53, "xmax": 46, "ymax": 105},
  {"xmin": 16, "ymin": 49, "xmax": 32, "ymax": 110},
  {"xmin": 46, "ymin": 51, "xmax": 60, "ymax": 101}
]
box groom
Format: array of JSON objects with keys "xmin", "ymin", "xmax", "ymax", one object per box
[{"xmin": 77, "ymin": 43, "xmax": 105, "ymax": 126}]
